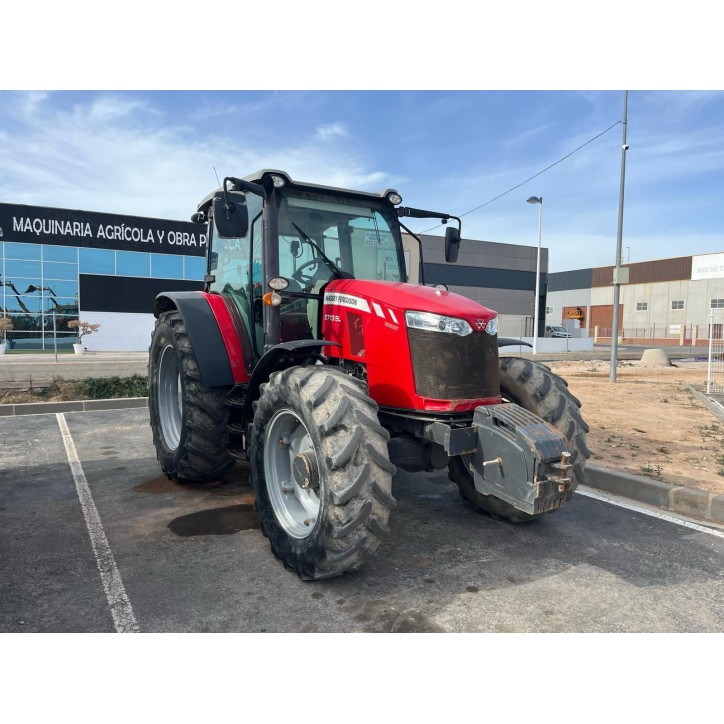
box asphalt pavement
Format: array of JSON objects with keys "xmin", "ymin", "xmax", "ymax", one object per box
[{"xmin": 1, "ymin": 407, "xmax": 722, "ymax": 633}]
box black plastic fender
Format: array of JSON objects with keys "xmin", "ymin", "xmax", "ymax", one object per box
[
  {"xmin": 498, "ymin": 337, "xmax": 533, "ymax": 348},
  {"xmin": 154, "ymin": 291, "xmax": 238, "ymax": 388},
  {"xmin": 242, "ymin": 340, "xmax": 341, "ymax": 422}
]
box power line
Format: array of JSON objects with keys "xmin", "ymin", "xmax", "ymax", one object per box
[{"xmin": 419, "ymin": 120, "xmax": 623, "ymax": 233}]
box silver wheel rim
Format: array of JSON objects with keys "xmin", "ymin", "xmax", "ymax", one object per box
[
  {"xmin": 158, "ymin": 344, "xmax": 182, "ymax": 450},
  {"xmin": 264, "ymin": 409, "xmax": 321, "ymax": 539}
]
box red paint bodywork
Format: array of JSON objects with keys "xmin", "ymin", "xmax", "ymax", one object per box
[
  {"xmin": 321, "ymin": 280, "xmax": 501, "ymax": 412},
  {"xmin": 202, "ymin": 292, "xmax": 250, "ymax": 384}
]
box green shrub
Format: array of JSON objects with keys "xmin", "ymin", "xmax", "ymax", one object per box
[{"xmin": 76, "ymin": 375, "xmax": 148, "ymax": 399}]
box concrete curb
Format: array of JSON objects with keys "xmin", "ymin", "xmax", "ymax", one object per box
[
  {"xmin": 585, "ymin": 463, "xmax": 724, "ymax": 525},
  {"xmin": 0, "ymin": 396, "xmax": 149, "ymax": 417},
  {"xmin": 687, "ymin": 385, "xmax": 724, "ymax": 422}
]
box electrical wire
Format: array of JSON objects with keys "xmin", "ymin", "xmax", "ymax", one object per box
[{"xmin": 419, "ymin": 120, "xmax": 623, "ymax": 233}]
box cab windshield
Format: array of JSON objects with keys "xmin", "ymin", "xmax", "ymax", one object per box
[{"xmin": 277, "ymin": 191, "xmax": 404, "ymax": 292}]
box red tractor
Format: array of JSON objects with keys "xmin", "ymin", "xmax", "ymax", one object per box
[{"xmin": 149, "ymin": 170, "xmax": 589, "ymax": 579}]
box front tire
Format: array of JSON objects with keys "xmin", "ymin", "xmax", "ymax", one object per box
[
  {"xmin": 251, "ymin": 366, "xmax": 396, "ymax": 580},
  {"xmin": 148, "ymin": 310, "xmax": 233, "ymax": 481},
  {"xmin": 449, "ymin": 357, "xmax": 590, "ymax": 522}
]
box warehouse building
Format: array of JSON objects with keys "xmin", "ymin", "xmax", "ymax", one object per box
[
  {"xmin": 547, "ymin": 253, "xmax": 724, "ymax": 344},
  {"xmin": 0, "ymin": 201, "xmax": 552, "ymax": 352},
  {"xmin": 0, "ymin": 202, "xmax": 205, "ymax": 351}
]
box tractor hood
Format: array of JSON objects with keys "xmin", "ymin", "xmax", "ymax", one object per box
[
  {"xmin": 323, "ymin": 279, "xmax": 497, "ymax": 329},
  {"xmin": 321, "ymin": 279, "xmax": 500, "ymax": 412}
]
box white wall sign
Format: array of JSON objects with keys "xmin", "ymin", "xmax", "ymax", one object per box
[{"xmin": 692, "ymin": 253, "xmax": 724, "ymax": 280}]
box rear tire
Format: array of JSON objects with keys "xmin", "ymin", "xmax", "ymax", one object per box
[
  {"xmin": 251, "ymin": 366, "xmax": 396, "ymax": 580},
  {"xmin": 148, "ymin": 310, "xmax": 233, "ymax": 481},
  {"xmin": 449, "ymin": 357, "xmax": 590, "ymax": 522}
]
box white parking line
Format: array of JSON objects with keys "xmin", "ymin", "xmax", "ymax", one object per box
[
  {"xmin": 56, "ymin": 413, "xmax": 140, "ymax": 633},
  {"xmin": 578, "ymin": 488, "xmax": 724, "ymax": 539}
]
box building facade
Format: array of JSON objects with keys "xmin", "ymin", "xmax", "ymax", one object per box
[
  {"xmin": 547, "ymin": 253, "xmax": 724, "ymax": 343},
  {"xmin": 0, "ymin": 203, "xmax": 205, "ymax": 351}
]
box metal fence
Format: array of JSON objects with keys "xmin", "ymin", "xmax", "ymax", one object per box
[
  {"xmin": 0, "ymin": 312, "xmax": 79, "ymax": 352},
  {"xmin": 589, "ymin": 323, "xmax": 719, "ymax": 352},
  {"xmin": 707, "ymin": 312, "xmax": 724, "ymax": 393}
]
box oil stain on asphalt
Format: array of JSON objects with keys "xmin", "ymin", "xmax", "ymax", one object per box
[{"xmin": 167, "ymin": 504, "xmax": 259, "ymax": 537}]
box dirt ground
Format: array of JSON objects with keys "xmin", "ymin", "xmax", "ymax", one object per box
[{"xmin": 547, "ymin": 359, "xmax": 724, "ymax": 496}]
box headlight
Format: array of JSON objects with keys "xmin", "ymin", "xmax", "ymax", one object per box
[
  {"xmin": 485, "ymin": 316, "xmax": 498, "ymax": 335},
  {"xmin": 405, "ymin": 311, "xmax": 472, "ymax": 336},
  {"xmin": 387, "ymin": 192, "xmax": 402, "ymax": 205}
]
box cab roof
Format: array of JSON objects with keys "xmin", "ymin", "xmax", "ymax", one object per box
[{"xmin": 196, "ymin": 169, "xmax": 400, "ymax": 212}]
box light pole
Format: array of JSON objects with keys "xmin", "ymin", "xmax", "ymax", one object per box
[
  {"xmin": 527, "ymin": 196, "xmax": 543, "ymax": 354},
  {"xmin": 610, "ymin": 90, "xmax": 629, "ymax": 382}
]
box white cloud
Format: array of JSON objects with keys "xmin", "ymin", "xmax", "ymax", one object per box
[
  {"xmin": 0, "ymin": 93, "xmax": 395, "ymax": 220},
  {"xmin": 313, "ymin": 122, "xmax": 348, "ymax": 141}
]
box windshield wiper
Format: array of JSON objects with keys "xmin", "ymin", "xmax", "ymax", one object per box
[{"xmin": 291, "ymin": 222, "xmax": 352, "ymax": 280}]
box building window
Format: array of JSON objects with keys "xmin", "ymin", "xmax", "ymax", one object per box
[
  {"xmin": 4, "ymin": 259, "xmax": 40, "ymax": 278},
  {"xmin": 116, "ymin": 251, "xmax": 151, "ymax": 278},
  {"xmin": 44, "ymin": 261, "xmax": 78, "ymax": 281},
  {"xmin": 80, "ymin": 248, "xmax": 115, "ymax": 275},
  {"xmin": 151, "ymin": 254, "xmax": 184, "ymax": 280},
  {"xmin": 636, "ymin": 302, "xmax": 648, "ymax": 311},
  {"xmin": 43, "ymin": 245, "xmax": 78, "ymax": 263},
  {"xmin": 711, "ymin": 299, "xmax": 724, "ymax": 309},
  {"xmin": 184, "ymin": 256, "xmax": 207, "ymax": 281},
  {"xmin": 545, "ymin": 306, "xmax": 554, "ymax": 315},
  {"xmin": 4, "ymin": 242, "xmax": 41, "ymax": 261},
  {"xmin": 671, "ymin": 300, "xmax": 684, "ymax": 310}
]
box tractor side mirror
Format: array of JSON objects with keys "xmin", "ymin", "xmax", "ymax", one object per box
[
  {"xmin": 445, "ymin": 226, "xmax": 461, "ymax": 263},
  {"xmin": 212, "ymin": 190, "xmax": 249, "ymax": 238}
]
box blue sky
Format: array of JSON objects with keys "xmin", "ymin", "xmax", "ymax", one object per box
[
  {"xmin": 2, "ymin": 90, "xmax": 723, "ymax": 273},
  {"xmin": 2, "ymin": 0, "xmax": 722, "ymax": 276}
]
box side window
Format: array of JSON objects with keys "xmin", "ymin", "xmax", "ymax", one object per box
[
  {"xmin": 210, "ymin": 192, "xmax": 261, "ymax": 344},
  {"xmin": 251, "ymin": 212, "xmax": 265, "ymax": 353},
  {"xmin": 210, "ymin": 192, "xmax": 261, "ymax": 298}
]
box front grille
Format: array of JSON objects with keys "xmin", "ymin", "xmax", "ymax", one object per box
[{"xmin": 408, "ymin": 328, "xmax": 500, "ymax": 399}]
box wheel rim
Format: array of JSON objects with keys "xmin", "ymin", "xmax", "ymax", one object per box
[
  {"xmin": 264, "ymin": 409, "xmax": 321, "ymax": 539},
  {"xmin": 158, "ymin": 344, "xmax": 182, "ymax": 450}
]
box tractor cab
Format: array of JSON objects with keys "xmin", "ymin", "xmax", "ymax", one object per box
[
  {"xmin": 199, "ymin": 171, "xmax": 408, "ymax": 357},
  {"xmin": 194, "ymin": 170, "xmax": 462, "ymax": 354}
]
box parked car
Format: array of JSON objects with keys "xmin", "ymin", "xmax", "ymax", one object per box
[{"xmin": 546, "ymin": 325, "xmax": 572, "ymax": 338}]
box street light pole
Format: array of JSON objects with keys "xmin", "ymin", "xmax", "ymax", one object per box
[
  {"xmin": 527, "ymin": 196, "xmax": 543, "ymax": 354},
  {"xmin": 610, "ymin": 90, "xmax": 629, "ymax": 382}
]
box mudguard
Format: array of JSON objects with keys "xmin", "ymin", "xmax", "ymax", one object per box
[
  {"xmin": 241, "ymin": 339, "xmax": 341, "ymax": 421},
  {"xmin": 498, "ymin": 338, "xmax": 533, "ymax": 348},
  {"xmin": 154, "ymin": 291, "xmax": 250, "ymax": 388}
]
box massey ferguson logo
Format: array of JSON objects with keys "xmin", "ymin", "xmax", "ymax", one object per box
[{"xmin": 476, "ymin": 319, "xmax": 486, "ymax": 330}]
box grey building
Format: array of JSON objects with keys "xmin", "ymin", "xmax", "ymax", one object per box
[{"xmin": 404, "ymin": 233, "xmax": 547, "ymax": 338}]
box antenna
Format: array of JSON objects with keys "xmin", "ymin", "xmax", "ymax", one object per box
[{"xmin": 213, "ymin": 166, "xmax": 221, "ymax": 186}]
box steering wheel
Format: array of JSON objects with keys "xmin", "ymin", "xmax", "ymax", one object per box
[{"xmin": 292, "ymin": 258, "xmax": 327, "ymax": 288}]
